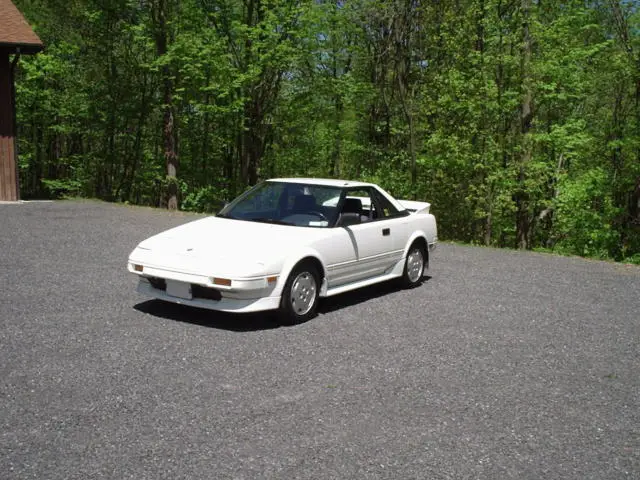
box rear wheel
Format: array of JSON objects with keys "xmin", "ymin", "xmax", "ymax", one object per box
[
  {"xmin": 279, "ymin": 262, "xmax": 320, "ymax": 325},
  {"xmin": 401, "ymin": 243, "xmax": 425, "ymax": 288}
]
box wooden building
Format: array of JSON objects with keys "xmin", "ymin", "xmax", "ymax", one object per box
[{"xmin": 0, "ymin": 0, "xmax": 43, "ymax": 201}]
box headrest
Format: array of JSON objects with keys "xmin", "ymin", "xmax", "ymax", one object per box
[{"xmin": 342, "ymin": 197, "xmax": 363, "ymax": 213}]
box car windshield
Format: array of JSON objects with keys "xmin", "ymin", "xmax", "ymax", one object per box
[{"xmin": 218, "ymin": 181, "xmax": 343, "ymax": 228}]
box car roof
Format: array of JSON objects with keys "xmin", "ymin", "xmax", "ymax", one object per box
[{"xmin": 267, "ymin": 178, "xmax": 375, "ymax": 188}]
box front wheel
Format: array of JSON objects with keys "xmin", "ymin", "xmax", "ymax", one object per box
[
  {"xmin": 279, "ymin": 263, "xmax": 320, "ymax": 325},
  {"xmin": 401, "ymin": 244, "xmax": 425, "ymax": 288}
]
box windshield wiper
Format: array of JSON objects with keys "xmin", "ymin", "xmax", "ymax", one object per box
[
  {"xmin": 250, "ymin": 217, "xmax": 292, "ymax": 226},
  {"xmin": 216, "ymin": 213, "xmax": 236, "ymax": 219}
]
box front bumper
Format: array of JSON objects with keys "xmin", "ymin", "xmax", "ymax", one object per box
[
  {"xmin": 127, "ymin": 254, "xmax": 283, "ymax": 312},
  {"xmin": 136, "ymin": 278, "xmax": 281, "ymax": 313}
]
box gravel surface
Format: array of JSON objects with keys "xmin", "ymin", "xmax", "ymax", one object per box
[{"xmin": 1, "ymin": 200, "xmax": 638, "ymax": 479}]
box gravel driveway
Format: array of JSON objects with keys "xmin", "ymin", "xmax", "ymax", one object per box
[{"xmin": 1, "ymin": 200, "xmax": 638, "ymax": 479}]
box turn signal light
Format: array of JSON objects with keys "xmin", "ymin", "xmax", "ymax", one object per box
[
  {"xmin": 212, "ymin": 277, "xmax": 232, "ymax": 287},
  {"xmin": 267, "ymin": 276, "xmax": 278, "ymax": 284},
  {"xmin": 133, "ymin": 264, "xmax": 143, "ymax": 272}
]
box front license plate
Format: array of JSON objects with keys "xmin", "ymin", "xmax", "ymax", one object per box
[{"xmin": 166, "ymin": 280, "xmax": 192, "ymax": 300}]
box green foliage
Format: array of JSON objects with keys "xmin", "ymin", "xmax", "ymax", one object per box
[
  {"xmin": 553, "ymin": 169, "xmax": 621, "ymax": 258},
  {"xmin": 41, "ymin": 178, "xmax": 83, "ymax": 198},
  {"xmin": 181, "ymin": 185, "xmax": 228, "ymax": 213},
  {"xmin": 623, "ymin": 253, "xmax": 640, "ymax": 265},
  {"xmin": 9, "ymin": 0, "xmax": 640, "ymax": 260}
]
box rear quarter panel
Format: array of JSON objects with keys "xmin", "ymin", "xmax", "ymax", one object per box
[{"xmin": 403, "ymin": 212, "xmax": 438, "ymax": 257}]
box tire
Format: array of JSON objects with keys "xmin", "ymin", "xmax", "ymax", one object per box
[
  {"xmin": 279, "ymin": 262, "xmax": 320, "ymax": 325},
  {"xmin": 401, "ymin": 243, "xmax": 426, "ymax": 288}
]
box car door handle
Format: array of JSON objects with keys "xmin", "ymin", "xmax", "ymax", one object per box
[{"xmin": 382, "ymin": 228, "xmax": 390, "ymax": 236}]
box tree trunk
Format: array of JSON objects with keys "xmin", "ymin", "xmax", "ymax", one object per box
[
  {"xmin": 516, "ymin": 0, "xmax": 533, "ymax": 249},
  {"xmin": 241, "ymin": 98, "xmax": 261, "ymax": 186},
  {"xmin": 123, "ymin": 76, "xmax": 149, "ymax": 202},
  {"xmin": 154, "ymin": 0, "xmax": 178, "ymax": 210},
  {"xmin": 406, "ymin": 105, "xmax": 417, "ymax": 195}
]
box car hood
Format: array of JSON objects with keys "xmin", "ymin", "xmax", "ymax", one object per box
[{"xmin": 131, "ymin": 216, "xmax": 326, "ymax": 277}]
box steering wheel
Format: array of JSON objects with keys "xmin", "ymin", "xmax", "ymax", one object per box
[{"xmin": 304, "ymin": 211, "xmax": 328, "ymax": 221}]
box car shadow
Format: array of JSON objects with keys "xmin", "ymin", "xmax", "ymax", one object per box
[
  {"xmin": 134, "ymin": 300, "xmax": 281, "ymax": 332},
  {"xmin": 133, "ymin": 276, "xmax": 432, "ymax": 331}
]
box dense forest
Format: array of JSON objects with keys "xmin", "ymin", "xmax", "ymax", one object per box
[{"xmin": 11, "ymin": 0, "xmax": 640, "ymax": 261}]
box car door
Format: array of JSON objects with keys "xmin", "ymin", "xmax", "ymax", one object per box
[
  {"xmin": 345, "ymin": 219, "xmax": 397, "ymax": 281},
  {"xmin": 330, "ymin": 187, "xmax": 407, "ymax": 285}
]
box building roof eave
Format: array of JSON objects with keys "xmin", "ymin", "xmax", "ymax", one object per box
[{"xmin": 0, "ymin": 42, "xmax": 44, "ymax": 55}]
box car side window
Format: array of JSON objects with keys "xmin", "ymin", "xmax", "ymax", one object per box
[
  {"xmin": 334, "ymin": 189, "xmax": 371, "ymax": 226},
  {"xmin": 371, "ymin": 189, "xmax": 400, "ymax": 218},
  {"xmin": 345, "ymin": 189, "xmax": 375, "ymax": 218},
  {"xmin": 335, "ymin": 187, "xmax": 404, "ymax": 226}
]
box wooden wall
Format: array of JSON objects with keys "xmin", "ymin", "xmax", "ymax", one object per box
[{"xmin": 0, "ymin": 51, "xmax": 18, "ymax": 201}]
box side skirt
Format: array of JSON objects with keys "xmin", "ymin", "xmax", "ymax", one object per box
[
  {"xmin": 322, "ymin": 257, "xmax": 406, "ymax": 297},
  {"xmin": 321, "ymin": 255, "xmax": 429, "ymax": 298}
]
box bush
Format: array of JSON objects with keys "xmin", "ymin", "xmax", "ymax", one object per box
[
  {"xmin": 552, "ymin": 168, "xmax": 621, "ymax": 258},
  {"xmin": 181, "ymin": 185, "xmax": 227, "ymax": 213}
]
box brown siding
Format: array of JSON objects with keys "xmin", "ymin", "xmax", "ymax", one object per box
[{"xmin": 0, "ymin": 52, "xmax": 18, "ymax": 201}]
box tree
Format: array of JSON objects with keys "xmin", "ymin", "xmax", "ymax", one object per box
[
  {"xmin": 10, "ymin": 0, "xmax": 640, "ymax": 260},
  {"xmin": 150, "ymin": 0, "xmax": 178, "ymax": 210}
]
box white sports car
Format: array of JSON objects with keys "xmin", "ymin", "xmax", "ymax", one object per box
[{"xmin": 128, "ymin": 178, "xmax": 437, "ymax": 324}]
